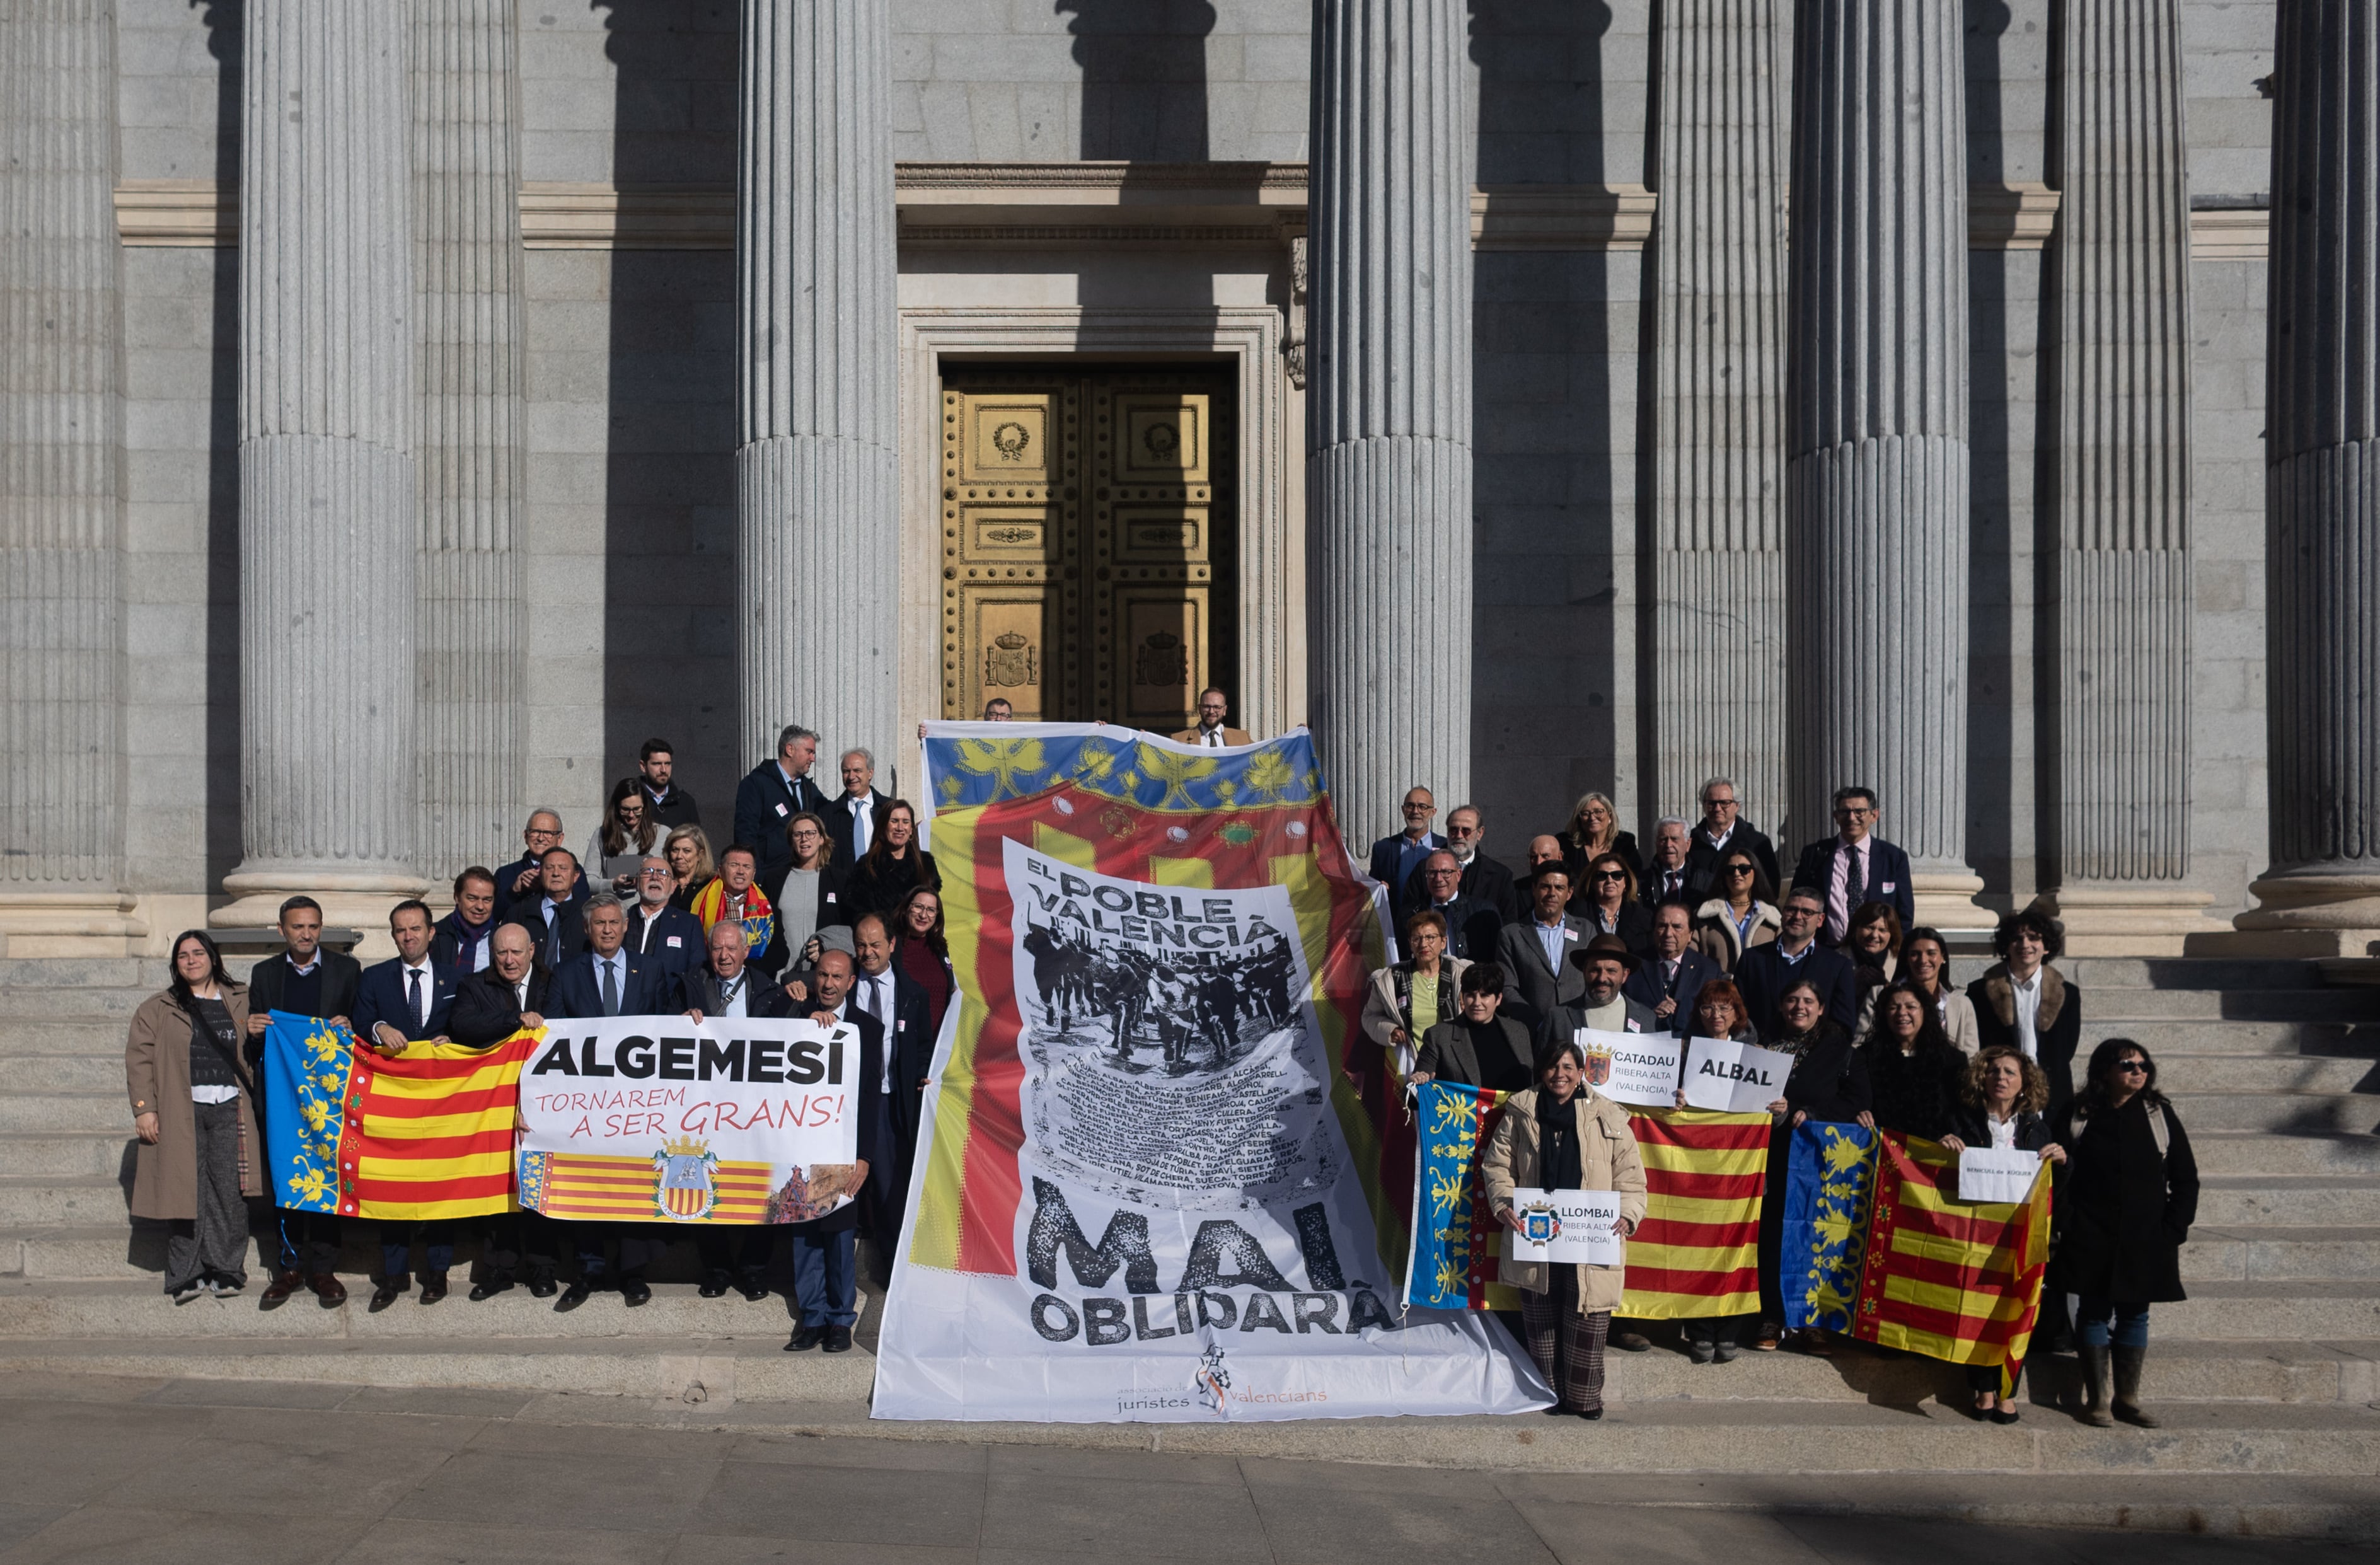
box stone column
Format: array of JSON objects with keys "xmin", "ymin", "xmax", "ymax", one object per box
[
  {"xmin": 1649, "ymin": 0, "xmax": 1788, "ymax": 828},
  {"xmin": 2226, "ymin": 1, "xmax": 2380, "ymax": 957},
  {"xmin": 214, "ymin": 0, "xmax": 424, "ymax": 940},
  {"xmin": 1784, "ymin": 0, "xmax": 1986, "ymax": 925},
  {"xmin": 2042, "ymin": 0, "xmax": 2217, "ymax": 954},
  {"xmin": 1307, "ymin": 0, "xmax": 1473, "ymax": 843},
  {"xmin": 0, "ymin": 0, "xmax": 138, "ymax": 956},
  {"xmin": 414, "ymin": 0, "xmax": 526, "ymax": 879},
  {"xmin": 736, "ymin": 0, "xmax": 899, "ymax": 779}
]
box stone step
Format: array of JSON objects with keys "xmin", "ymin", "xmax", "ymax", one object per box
[
  {"xmin": 2098, "ymin": 1019, "xmax": 2372, "ymax": 1054},
  {"xmin": 2059, "ymin": 957, "xmax": 2330, "ymax": 990},
  {"xmin": 2070, "ymin": 988, "xmax": 2380, "ymax": 1022},
  {"xmin": 0, "ymin": 959, "xmax": 173, "ymax": 989},
  {"xmin": 2178, "ymin": 1225, "xmax": 2380, "ymax": 1283},
  {"xmin": 2156, "ymin": 1280, "xmax": 2380, "ymax": 1340},
  {"xmin": 2151, "ymin": 1052, "xmax": 2379, "ymax": 1094},
  {"xmin": 0, "ymin": 1132, "xmax": 128, "ymax": 1180},
  {"xmin": 0, "ymin": 1019, "xmax": 134, "ymax": 1055},
  {"xmin": 0, "ymin": 1177, "xmax": 127, "ymax": 1228},
  {"xmin": 2199, "ymin": 1175, "xmax": 2380, "ymax": 1226},
  {"xmin": 3, "ymin": 1055, "xmax": 130, "ymax": 1092},
  {"xmin": 0, "ymin": 986, "xmax": 154, "ymax": 1018},
  {"xmin": 0, "ymin": 1091, "xmax": 132, "ymax": 1133},
  {"xmin": 2161, "ymin": 1089, "xmax": 2380, "ymax": 1135},
  {"xmin": 2190, "ymin": 1130, "xmax": 2380, "ymax": 1176}
]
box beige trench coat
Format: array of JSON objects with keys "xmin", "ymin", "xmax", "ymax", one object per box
[
  {"xmin": 125, "ymin": 984, "xmax": 262, "ymax": 1221},
  {"xmin": 1481, "ymin": 1087, "xmax": 1649, "ymax": 1314}
]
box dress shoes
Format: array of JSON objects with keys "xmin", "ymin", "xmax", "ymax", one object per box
[
  {"xmin": 1612, "ymin": 1331, "xmax": 1652, "ymax": 1353},
  {"xmin": 260, "ymin": 1269, "xmax": 305, "ymax": 1308},
  {"xmin": 556, "ymin": 1278, "xmax": 596, "ymax": 1311},
  {"xmin": 823, "ymin": 1324, "xmax": 853, "ymax": 1353},
  {"xmin": 698, "ymin": 1270, "xmax": 731, "ymax": 1299},
  {"xmin": 620, "ymin": 1274, "xmax": 652, "ymax": 1307},
  {"xmin": 469, "ymin": 1273, "xmax": 515, "ymax": 1302},
  {"xmin": 785, "ymin": 1324, "xmax": 824, "ymax": 1352},
  {"xmin": 369, "ymin": 1274, "xmax": 410, "ymax": 1312},
  {"xmin": 419, "ymin": 1272, "xmax": 449, "ymax": 1305},
  {"xmin": 736, "ymin": 1271, "xmax": 772, "ymax": 1303},
  {"xmin": 527, "ymin": 1269, "xmax": 558, "ymax": 1298},
  {"xmin": 306, "ymin": 1273, "xmax": 347, "ymax": 1307}
]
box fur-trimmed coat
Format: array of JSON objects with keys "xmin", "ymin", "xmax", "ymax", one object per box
[{"xmin": 1968, "ymin": 963, "xmax": 2082, "ymax": 1113}]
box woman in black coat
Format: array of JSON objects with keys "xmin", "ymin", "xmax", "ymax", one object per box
[
  {"xmin": 841, "ymin": 799, "xmax": 942, "ymax": 927},
  {"xmin": 1753, "ymin": 977, "xmax": 1873, "ymax": 1351},
  {"xmin": 1859, "ymin": 981, "xmax": 1966, "ymax": 1142},
  {"xmin": 1941, "ymin": 1045, "xmax": 2066, "ymax": 1422},
  {"xmin": 2050, "ymin": 1037, "xmax": 2198, "ymax": 1429}
]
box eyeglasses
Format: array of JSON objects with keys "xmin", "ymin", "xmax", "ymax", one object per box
[{"xmin": 1401, "ymin": 801, "xmax": 1433, "ymax": 814}]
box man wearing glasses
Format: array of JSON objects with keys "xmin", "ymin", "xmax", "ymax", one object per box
[
  {"xmin": 625, "ymin": 854, "xmax": 705, "ymax": 981},
  {"xmin": 1733, "ymin": 887, "xmax": 1859, "ymax": 1037},
  {"xmin": 492, "ymin": 808, "xmax": 587, "ymax": 920},
  {"xmin": 1789, "ymin": 785, "xmax": 1914, "ymax": 944},
  {"xmin": 1367, "ymin": 786, "xmax": 1445, "ymax": 894},
  {"xmin": 1682, "ymin": 776, "xmax": 1781, "ymax": 901},
  {"xmin": 1411, "ymin": 803, "xmax": 1518, "ymax": 923}
]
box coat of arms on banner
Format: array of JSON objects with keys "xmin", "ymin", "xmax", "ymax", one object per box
[
  {"xmin": 1518, "ymin": 1199, "xmax": 1563, "ymax": 1245},
  {"xmin": 653, "ymin": 1137, "xmax": 720, "ymax": 1221},
  {"xmin": 1578, "ymin": 1037, "xmax": 1614, "ymax": 1087}
]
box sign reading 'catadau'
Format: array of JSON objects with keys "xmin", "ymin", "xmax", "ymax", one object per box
[
  {"xmin": 1680, "ymin": 1037, "xmax": 1796, "ymax": 1113},
  {"xmin": 1573, "ymin": 1029, "xmax": 1684, "ymax": 1107},
  {"xmin": 872, "ymin": 842, "xmax": 1547, "ymax": 1423},
  {"xmin": 514, "ymin": 1016, "xmax": 857, "ymax": 1225}
]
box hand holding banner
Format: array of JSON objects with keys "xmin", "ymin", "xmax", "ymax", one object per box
[
  {"xmin": 1955, "ymin": 1147, "xmax": 2043, "ymax": 1205},
  {"xmin": 1575, "ymin": 1029, "xmax": 1682, "ymax": 1107},
  {"xmin": 1681, "ymin": 1036, "xmax": 1794, "ymax": 1112},
  {"xmin": 1500, "ymin": 1186, "xmax": 1624, "ymax": 1265}
]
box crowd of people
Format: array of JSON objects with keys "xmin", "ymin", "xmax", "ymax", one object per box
[
  {"xmin": 1361, "ymin": 778, "xmax": 2197, "ymax": 1426},
  {"xmin": 121, "ymin": 698, "xmax": 2198, "ymax": 1426}
]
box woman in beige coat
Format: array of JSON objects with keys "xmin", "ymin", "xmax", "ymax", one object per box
[
  {"xmin": 126, "ymin": 930, "xmax": 262, "ymax": 1301},
  {"xmin": 1481, "ymin": 1036, "xmax": 1649, "ymax": 1419},
  {"xmin": 1358, "ymin": 910, "xmax": 1469, "ymax": 1078}
]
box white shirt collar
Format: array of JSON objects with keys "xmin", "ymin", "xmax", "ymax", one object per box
[{"xmin": 287, "ymin": 952, "xmax": 321, "ymax": 976}]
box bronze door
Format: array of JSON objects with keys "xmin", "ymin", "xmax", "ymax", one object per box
[{"xmin": 939, "ymin": 366, "xmax": 1235, "ymax": 729}]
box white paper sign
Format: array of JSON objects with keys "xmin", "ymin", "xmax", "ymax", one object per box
[
  {"xmin": 1500, "ymin": 1186, "xmax": 1625, "ymax": 1265},
  {"xmin": 1576, "ymin": 1027, "xmax": 1683, "ymax": 1107},
  {"xmin": 1956, "ymin": 1147, "xmax": 2042, "ymax": 1205},
  {"xmin": 1680, "ymin": 1036, "xmax": 1794, "ymax": 1112}
]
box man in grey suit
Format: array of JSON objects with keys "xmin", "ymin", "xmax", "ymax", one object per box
[{"xmin": 1496, "ymin": 866, "xmax": 1586, "ymax": 1040}]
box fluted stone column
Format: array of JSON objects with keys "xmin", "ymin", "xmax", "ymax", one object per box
[
  {"xmin": 1649, "ymin": 0, "xmax": 1788, "ymax": 827},
  {"xmin": 414, "ymin": 0, "xmax": 526, "ymax": 877},
  {"xmin": 2228, "ymin": 1, "xmax": 2380, "ymax": 957},
  {"xmin": 215, "ymin": 0, "xmax": 424, "ymax": 940},
  {"xmin": 1785, "ymin": 0, "xmax": 1985, "ymax": 923},
  {"xmin": 1307, "ymin": 0, "xmax": 1473, "ymax": 843},
  {"xmin": 736, "ymin": 0, "xmax": 898, "ymax": 777},
  {"xmin": 0, "ymin": 0, "xmax": 137, "ymax": 956},
  {"xmin": 2043, "ymin": 0, "xmax": 2217, "ymax": 953}
]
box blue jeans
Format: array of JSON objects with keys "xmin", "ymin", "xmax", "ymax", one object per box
[
  {"xmin": 2074, "ymin": 1295, "xmax": 2151, "ymax": 1349},
  {"xmin": 377, "ymin": 1221, "xmax": 454, "ymax": 1281},
  {"xmin": 790, "ymin": 1227, "xmax": 858, "ymax": 1327}
]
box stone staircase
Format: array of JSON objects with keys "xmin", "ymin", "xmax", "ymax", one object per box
[{"xmin": 1, "ymin": 953, "xmax": 2376, "ymax": 1503}]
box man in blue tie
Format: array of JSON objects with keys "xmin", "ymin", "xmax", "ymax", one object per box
[
  {"xmin": 546, "ymin": 894, "xmax": 672, "ymax": 1306},
  {"xmin": 350, "ymin": 902, "xmax": 459, "ymax": 1308}
]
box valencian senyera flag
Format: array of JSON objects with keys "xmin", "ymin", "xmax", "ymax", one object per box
[
  {"xmin": 262, "ymin": 1012, "xmax": 536, "ymax": 1220},
  {"xmin": 873, "ymin": 723, "xmax": 1549, "ymax": 1423},
  {"xmin": 1782, "ymin": 1121, "xmax": 2052, "ymax": 1396},
  {"xmin": 1404, "ymin": 1082, "xmax": 1767, "ymax": 1320}
]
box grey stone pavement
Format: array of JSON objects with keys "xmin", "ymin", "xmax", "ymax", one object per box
[{"xmin": 0, "ymin": 1373, "xmax": 2373, "ymax": 1565}]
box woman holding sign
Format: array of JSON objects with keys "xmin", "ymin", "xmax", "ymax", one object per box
[
  {"xmin": 1941, "ymin": 1045, "xmax": 2065, "ymax": 1422},
  {"xmin": 1481, "ymin": 1037, "xmax": 1649, "ymax": 1419},
  {"xmin": 1673, "ymin": 980, "xmax": 1758, "ymax": 1363}
]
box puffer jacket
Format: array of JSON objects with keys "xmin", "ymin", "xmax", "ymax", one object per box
[{"xmin": 1480, "ymin": 1087, "xmax": 1649, "ymax": 1314}]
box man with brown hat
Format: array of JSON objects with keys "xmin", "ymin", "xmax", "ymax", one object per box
[{"xmin": 1548, "ymin": 934, "xmax": 1660, "ymax": 1045}]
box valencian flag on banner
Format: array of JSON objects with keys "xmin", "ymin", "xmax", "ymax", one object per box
[
  {"xmin": 1404, "ymin": 1082, "xmax": 1767, "ymax": 1319},
  {"xmin": 1781, "ymin": 1121, "xmax": 2052, "ymax": 1396},
  {"xmin": 261, "ymin": 1013, "xmax": 535, "ymax": 1220},
  {"xmin": 874, "ymin": 724, "xmax": 1547, "ymax": 1423}
]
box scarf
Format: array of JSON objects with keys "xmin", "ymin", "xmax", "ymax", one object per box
[
  {"xmin": 1532, "ymin": 1089, "xmax": 1585, "ymax": 1191},
  {"xmin": 691, "ymin": 877, "xmax": 775, "ymax": 962},
  {"xmin": 446, "ymin": 911, "xmax": 494, "ymax": 969}
]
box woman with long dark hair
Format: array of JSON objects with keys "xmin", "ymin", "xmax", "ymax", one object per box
[
  {"xmin": 1859, "ymin": 981, "xmax": 1966, "ymax": 1142},
  {"xmin": 125, "ymin": 931, "xmax": 262, "ymax": 1303},
  {"xmin": 1576, "ymin": 852, "xmax": 1654, "ymax": 959},
  {"xmin": 587, "ymin": 780, "xmax": 661, "ymax": 894},
  {"xmin": 1846, "ymin": 900, "xmax": 1903, "ymax": 1040},
  {"xmin": 895, "ymin": 885, "xmax": 957, "ymax": 1038},
  {"xmin": 1942, "ymin": 1045, "xmax": 2065, "ymax": 1422},
  {"xmin": 2052, "ymin": 1037, "xmax": 2197, "ymax": 1428},
  {"xmin": 843, "ymin": 800, "xmax": 941, "ymax": 926},
  {"xmin": 1691, "ymin": 848, "xmax": 1779, "ymax": 972},
  {"xmin": 1900, "ymin": 925, "xmax": 1979, "ymax": 1053}
]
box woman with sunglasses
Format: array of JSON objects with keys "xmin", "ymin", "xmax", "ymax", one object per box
[
  {"xmin": 1577, "ymin": 852, "xmax": 1655, "ymax": 961},
  {"xmin": 1690, "ymin": 850, "xmax": 1780, "ymax": 973},
  {"xmin": 2051, "ymin": 1037, "xmax": 2198, "ymax": 1428}
]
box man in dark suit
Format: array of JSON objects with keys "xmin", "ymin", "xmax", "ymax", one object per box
[
  {"xmin": 1367, "ymin": 786, "xmax": 1445, "ymax": 896},
  {"xmin": 1626, "ymin": 903, "xmax": 1720, "ymax": 1037},
  {"xmin": 492, "ymin": 808, "xmax": 588, "ymax": 920},
  {"xmin": 824, "ymin": 746, "xmax": 894, "ymax": 867},
  {"xmin": 1401, "ymin": 851, "xmax": 1503, "ymax": 962},
  {"xmin": 502, "ymin": 847, "xmax": 591, "ymax": 972},
  {"xmin": 1402, "ymin": 805, "xmax": 1518, "ymax": 925},
  {"xmin": 448, "ymin": 923, "xmax": 560, "ymax": 1300},
  {"xmin": 1495, "ymin": 867, "xmax": 1586, "ymax": 1040},
  {"xmin": 734, "ymin": 724, "xmax": 830, "ymax": 886},
  {"xmin": 1789, "ymin": 785, "xmax": 1916, "ymax": 944},
  {"xmin": 1638, "ymin": 819, "xmax": 1697, "ymax": 909},
  {"xmin": 676, "ymin": 920, "xmax": 798, "ymax": 1300},
  {"xmin": 429, "ymin": 867, "xmax": 502, "ymax": 975},
  {"xmin": 634, "ymin": 736, "xmax": 701, "ymax": 829},
  {"xmin": 625, "ymin": 855, "xmax": 704, "ymax": 980},
  {"xmin": 242, "ymin": 895, "xmax": 361, "ymax": 1307},
  {"xmin": 545, "ymin": 894, "xmax": 676, "ymax": 1307},
  {"xmin": 1733, "ymin": 887, "xmax": 1860, "ymax": 1037},
  {"xmin": 351, "ymin": 901, "xmax": 463, "ymax": 1308},
  {"xmin": 782, "ymin": 949, "xmax": 886, "ymax": 1354},
  {"xmin": 848, "ymin": 913, "xmax": 933, "ymax": 1286},
  {"xmin": 1682, "ymin": 776, "xmax": 1782, "ymax": 904}
]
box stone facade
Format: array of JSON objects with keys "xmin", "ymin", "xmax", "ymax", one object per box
[{"xmin": 1, "ymin": 0, "xmax": 2344, "ymax": 956}]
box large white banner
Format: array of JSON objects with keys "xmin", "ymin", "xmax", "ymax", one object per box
[
  {"xmin": 872, "ymin": 841, "xmax": 1549, "ymax": 1422},
  {"xmin": 514, "ymin": 1017, "xmax": 858, "ymax": 1224}
]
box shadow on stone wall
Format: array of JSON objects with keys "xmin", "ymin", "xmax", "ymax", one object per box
[
  {"xmin": 193, "ymin": 0, "xmax": 245, "ymax": 890},
  {"xmin": 1056, "ymin": 0, "xmax": 1217, "ymax": 161}
]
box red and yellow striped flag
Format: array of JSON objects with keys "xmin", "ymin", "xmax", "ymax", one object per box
[
  {"xmin": 335, "ymin": 1034, "xmax": 539, "ymax": 1220},
  {"xmin": 1619, "ymin": 1108, "xmax": 1769, "ymax": 1320}
]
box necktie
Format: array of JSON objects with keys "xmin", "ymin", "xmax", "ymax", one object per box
[
  {"xmin": 859, "ymin": 976, "xmax": 881, "ymax": 1020},
  {"xmin": 852, "ymin": 798, "xmax": 871, "ymax": 857},
  {"xmin": 515, "ymin": 979, "xmax": 528, "ymax": 1009},
  {"xmin": 1828, "ymin": 843, "xmax": 1856, "ymax": 940},
  {"xmin": 601, "ymin": 959, "xmax": 620, "ymax": 1017},
  {"xmin": 546, "ymin": 910, "xmax": 562, "ymax": 967},
  {"xmin": 407, "ymin": 967, "xmax": 425, "ymax": 1031}
]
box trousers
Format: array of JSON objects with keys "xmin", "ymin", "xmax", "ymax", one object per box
[
  {"xmin": 1517, "ymin": 1268, "xmax": 1612, "ymax": 1413},
  {"xmin": 163, "ymin": 1099, "xmax": 250, "ymax": 1292},
  {"xmin": 789, "ymin": 1227, "xmax": 858, "ymax": 1327}
]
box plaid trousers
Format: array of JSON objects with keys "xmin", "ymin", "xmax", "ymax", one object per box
[{"xmin": 1519, "ymin": 1286, "xmax": 1612, "ymax": 1412}]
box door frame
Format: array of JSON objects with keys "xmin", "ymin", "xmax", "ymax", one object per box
[{"xmin": 897, "ymin": 306, "xmax": 1300, "ymax": 750}]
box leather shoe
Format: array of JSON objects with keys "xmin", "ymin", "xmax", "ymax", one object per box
[
  {"xmin": 1612, "ymin": 1331, "xmax": 1652, "ymax": 1353},
  {"xmin": 823, "ymin": 1324, "xmax": 852, "ymax": 1353},
  {"xmin": 556, "ymin": 1278, "xmax": 595, "ymax": 1311},
  {"xmin": 369, "ymin": 1275, "xmax": 408, "ymax": 1312},
  {"xmin": 469, "ymin": 1273, "xmax": 514, "ymax": 1302},
  {"xmin": 527, "ymin": 1271, "xmax": 558, "ymax": 1299},
  {"xmin": 736, "ymin": 1272, "xmax": 771, "ymax": 1303},
  {"xmin": 419, "ymin": 1273, "xmax": 448, "ymax": 1305},
  {"xmin": 620, "ymin": 1275, "xmax": 652, "ymax": 1307},
  {"xmin": 785, "ymin": 1325, "xmax": 824, "ymax": 1352},
  {"xmin": 306, "ymin": 1273, "xmax": 347, "ymax": 1307},
  {"xmin": 698, "ymin": 1271, "xmax": 731, "ymax": 1299},
  {"xmin": 260, "ymin": 1269, "xmax": 304, "ymax": 1308}
]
